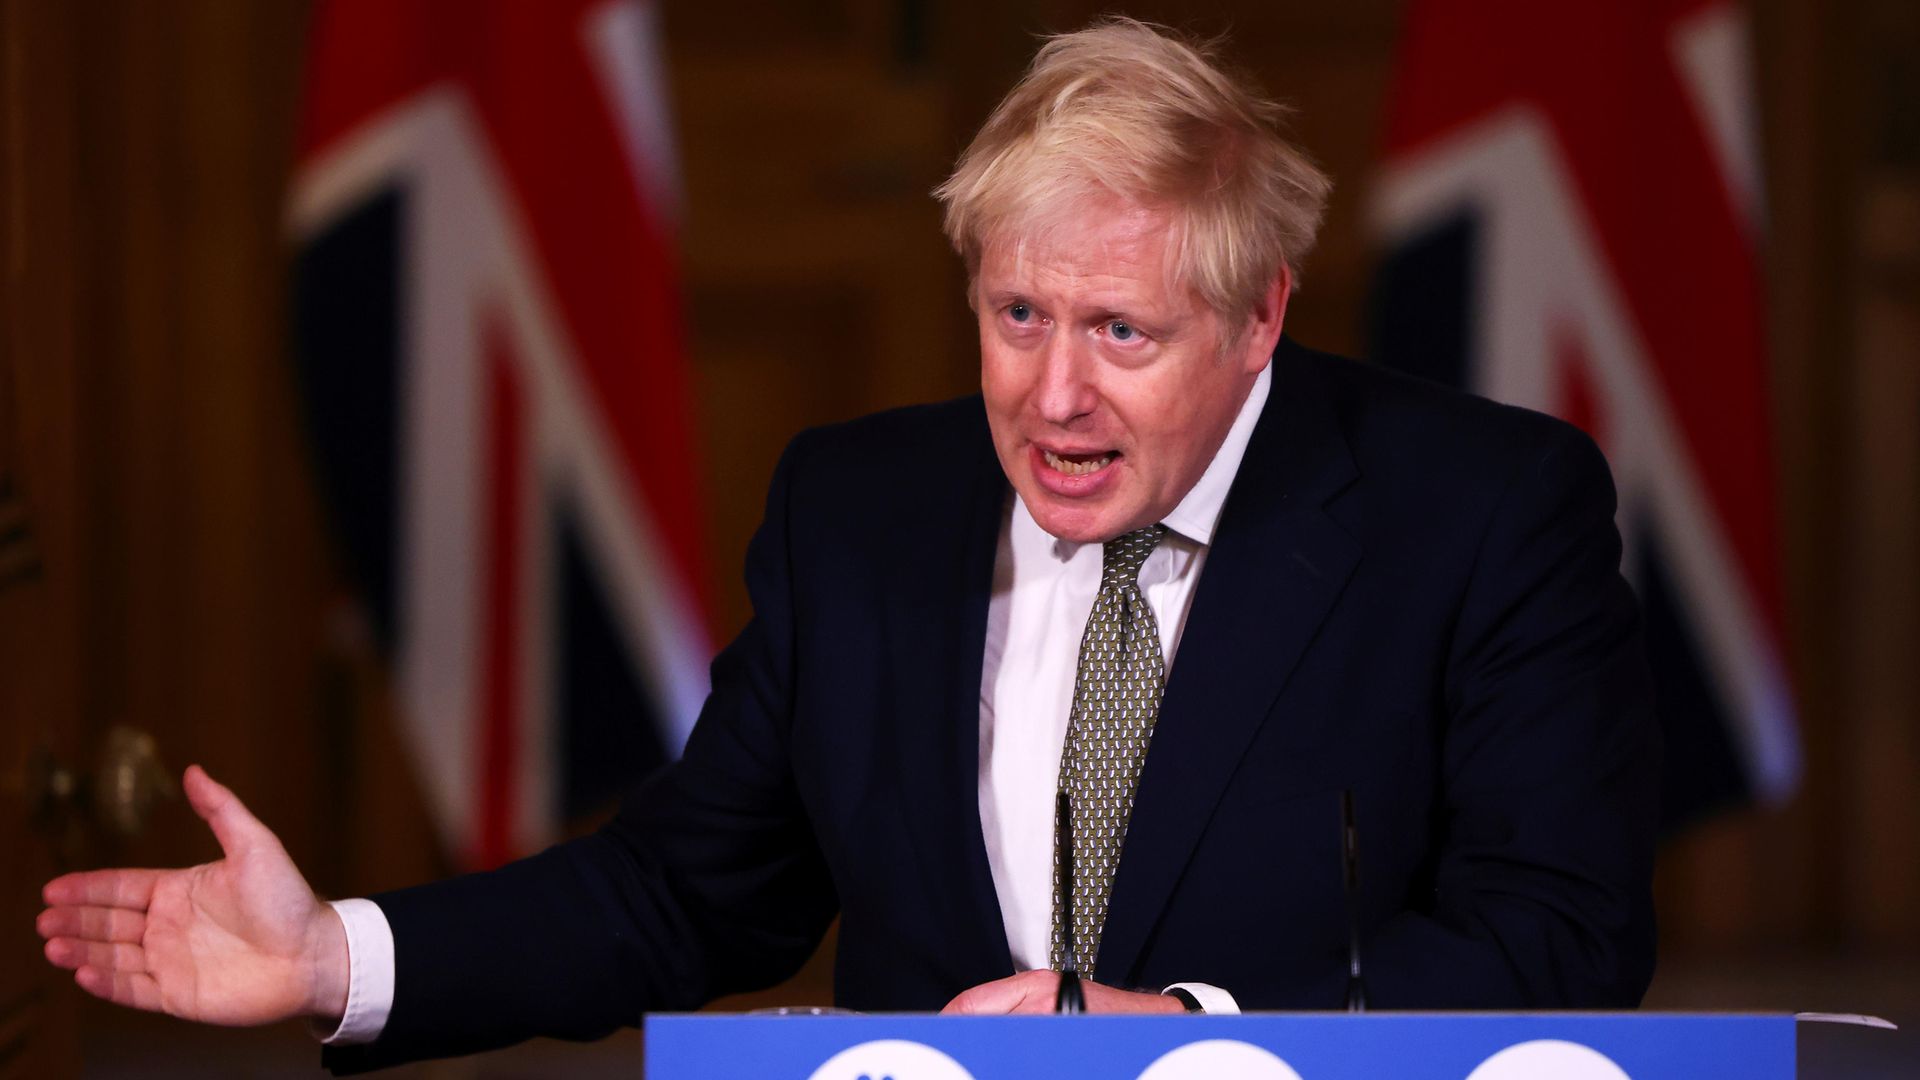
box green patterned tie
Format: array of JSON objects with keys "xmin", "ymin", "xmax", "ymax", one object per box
[{"xmin": 1050, "ymin": 524, "xmax": 1168, "ymax": 975}]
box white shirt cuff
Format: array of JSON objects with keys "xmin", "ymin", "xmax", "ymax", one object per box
[
  {"xmin": 318, "ymin": 898, "xmax": 396, "ymax": 1045},
  {"xmin": 1163, "ymin": 982, "xmax": 1241, "ymax": 1015}
]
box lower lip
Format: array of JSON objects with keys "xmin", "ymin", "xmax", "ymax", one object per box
[{"xmin": 1029, "ymin": 445, "xmax": 1120, "ymax": 497}]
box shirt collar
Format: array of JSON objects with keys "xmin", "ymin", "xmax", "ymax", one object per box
[{"xmin": 1012, "ymin": 360, "xmax": 1272, "ymax": 558}]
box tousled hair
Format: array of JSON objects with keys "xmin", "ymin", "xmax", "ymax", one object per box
[{"xmin": 934, "ymin": 18, "xmax": 1332, "ymax": 322}]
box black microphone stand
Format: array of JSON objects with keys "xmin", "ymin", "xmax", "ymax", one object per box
[
  {"xmin": 1054, "ymin": 790, "xmax": 1086, "ymax": 1014},
  {"xmin": 1341, "ymin": 789, "xmax": 1368, "ymax": 1013}
]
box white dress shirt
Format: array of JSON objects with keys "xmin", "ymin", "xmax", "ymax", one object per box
[
  {"xmin": 978, "ymin": 363, "xmax": 1267, "ymax": 1015},
  {"xmin": 324, "ymin": 364, "xmax": 1271, "ymax": 1042}
]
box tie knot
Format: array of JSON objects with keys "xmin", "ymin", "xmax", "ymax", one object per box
[{"xmin": 1100, "ymin": 525, "xmax": 1166, "ymax": 589}]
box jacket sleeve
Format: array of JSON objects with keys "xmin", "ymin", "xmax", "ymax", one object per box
[
  {"xmin": 324, "ymin": 436, "xmax": 838, "ymax": 1074},
  {"xmin": 1359, "ymin": 423, "xmax": 1660, "ymax": 1008}
]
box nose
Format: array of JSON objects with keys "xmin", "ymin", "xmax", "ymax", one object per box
[{"xmin": 1033, "ymin": 331, "xmax": 1097, "ymax": 427}]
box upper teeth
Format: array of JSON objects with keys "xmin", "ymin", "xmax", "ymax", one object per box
[{"xmin": 1043, "ymin": 450, "xmax": 1115, "ymax": 476}]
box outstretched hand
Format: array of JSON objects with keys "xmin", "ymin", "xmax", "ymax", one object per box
[{"xmin": 36, "ymin": 765, "xmax": 349, "ymax": 1028}]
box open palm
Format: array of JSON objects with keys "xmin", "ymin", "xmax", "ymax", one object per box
[{"xmin": 37, "ymin": 766, "xmax": 347, "ymax": 1027}]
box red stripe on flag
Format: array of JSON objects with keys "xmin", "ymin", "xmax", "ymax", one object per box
[{"xmin": 478, "ymin": 329, "xmax": 526, "ymax": 870}]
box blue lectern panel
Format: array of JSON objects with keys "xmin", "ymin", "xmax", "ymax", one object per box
[{"xmin": 646, "ymin": 1013, "xmax": 1793, "ymax": 1080}]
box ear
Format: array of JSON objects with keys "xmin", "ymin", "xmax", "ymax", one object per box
[{"xmin": 1237, "ymin": 266, "xmax": 1292, "ymax": 373}]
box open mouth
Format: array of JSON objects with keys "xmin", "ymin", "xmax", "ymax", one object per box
[{"xmin": 1041, "ymin": 449, "xmax": 1118, "ymax": 476}]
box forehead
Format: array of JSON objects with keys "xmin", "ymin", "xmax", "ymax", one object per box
[{"xmin": 976, "ymin": 200, "xmax": 1187, "ymax": 304}]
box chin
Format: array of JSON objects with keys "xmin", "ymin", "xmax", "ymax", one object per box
[{"xmin": 1024, "ymin": 496, "xmax": 1129, "ymax": 544}]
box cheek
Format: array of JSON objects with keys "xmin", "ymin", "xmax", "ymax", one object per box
[
  {"xmin": 1114, "ymin": 380, "xmax": 1218, "ymax": 474},
  {"xmin": 979, "ymin": 345, "xmax": 1028, "ymax": 412},
  {"xmin": 1104, "ymin": 375, "xmax": 1191, "ymax": 443}
]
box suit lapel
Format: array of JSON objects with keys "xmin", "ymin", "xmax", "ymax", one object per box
[
  {"xmin": 1095, "ymin": 341, "xmax": 1362, "ymax": 985},
  {"xmin": 891, "ymin": 402, "xmax": 1016, "ymax": 982}
]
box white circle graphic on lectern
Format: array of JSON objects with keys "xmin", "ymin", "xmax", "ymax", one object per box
[
  {"xmin": 805, "ymin": 1039, "xmax": 976, "ymax": 1080},
  {"xmin": 1467, "ymin": 1039, "xmax": 1633, "ymax": 1080},
  {"xmin": 1136, "ymin": 1040, "xmax": 1305, "ymax": 1080}
]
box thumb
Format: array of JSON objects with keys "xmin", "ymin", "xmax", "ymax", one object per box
[{"xmin": 183, "ymin": 765, "xmax": 274, "ymax": 859}]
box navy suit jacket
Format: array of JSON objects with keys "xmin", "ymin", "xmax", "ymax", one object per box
[{"xmin": 325, "ymin": 340, "xmax": 1659, "ymax": 1073}]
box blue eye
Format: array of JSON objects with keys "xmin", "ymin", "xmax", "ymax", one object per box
[
  {"xmin": 1008, "ymin": 303, "xmax": 1032, "ymax": 323},
  {"xmin": 1108, "ymin": 319, "xmax": 1137, "ymax": 341}
]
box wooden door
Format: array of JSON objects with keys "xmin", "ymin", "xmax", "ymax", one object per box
[
  {"xmin": 0, "ymin": 1, "xmax": 404, "ymax": 1070},
  {"xmin": 0, "ymin": 0, "xmax": 83, "ymax": 1074}
]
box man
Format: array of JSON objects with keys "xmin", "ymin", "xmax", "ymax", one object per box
[{"xmin": 37, "ymin": 18, "xmax": 1658, "ymax": 1072}]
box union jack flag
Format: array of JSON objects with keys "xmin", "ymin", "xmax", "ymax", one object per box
[
  {"xmin": 288, "ymin": 0, "xmax": 712, "ymax": 868},
  {"xmin": 1370, "ymin": 0, "xmax": 1798, "ymax": 826}
]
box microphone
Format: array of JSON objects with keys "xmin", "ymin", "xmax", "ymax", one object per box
[
  {"xmin": 1341, "ymin": 788, "xmax": 1367, "ymax": 1012},
  {"xmin": 1054, "ymin": 790, "xmax": 1086, "ymax": 1014}
]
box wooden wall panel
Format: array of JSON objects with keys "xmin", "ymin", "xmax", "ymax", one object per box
[
  {"xmin": 670, "ymin": 39, "xmax": 971, "ymax": 631},
  {"xmin": 1841, "ymin": 107, "xmax": 1920, "ymax": 947},
  {"xmin": 19, "ymin": 1, "xmax": 464, "ymax": 1064},
  {"xmin": 0, "ymin": 0, "xmax": 85, "ymax": 1071},
  {"xmin": 56, "ymin": 0, "xmax": 330, "ymax": 876}
]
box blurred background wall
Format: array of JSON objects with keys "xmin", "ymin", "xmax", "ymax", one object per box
[{"xmin": 1, "ymin": 0, "xmax": 1914, "ymax": 1075}]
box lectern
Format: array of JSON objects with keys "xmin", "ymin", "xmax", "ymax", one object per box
[{"xmin": 645, "ymin": 1012, "xmax": 1859, "ymax": 1078}]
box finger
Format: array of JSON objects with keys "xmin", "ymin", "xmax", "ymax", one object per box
[
  {"xmin": 37, "ymin": 905, "xmax": 146, "ymax": 944},
  {"xmin": 42, "ymin": 869, "xmax": 162, "ymax": 911},
  {"xmin": 75, "ymin": 966, "xmax": 165, "ymax": 1013},
  {"xmin": 943, "ymin": 972, "xmax": 1055, "ymax": 1015},
  {"xmin": 45, "ymin": 937, "xmax": 144, "ymax": 973},
  {"xmin": 184, "ymin": 764, "xmax": 274, "ymax": 858},
  {"xmin": 1003, "ymin": 975, "xmax": 1058, "ymax": 1014}
]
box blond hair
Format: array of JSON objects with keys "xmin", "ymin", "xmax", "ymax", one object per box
[{"xmin": 934, "ymin": 18, "xmax": 1332, "ymax": 321}]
